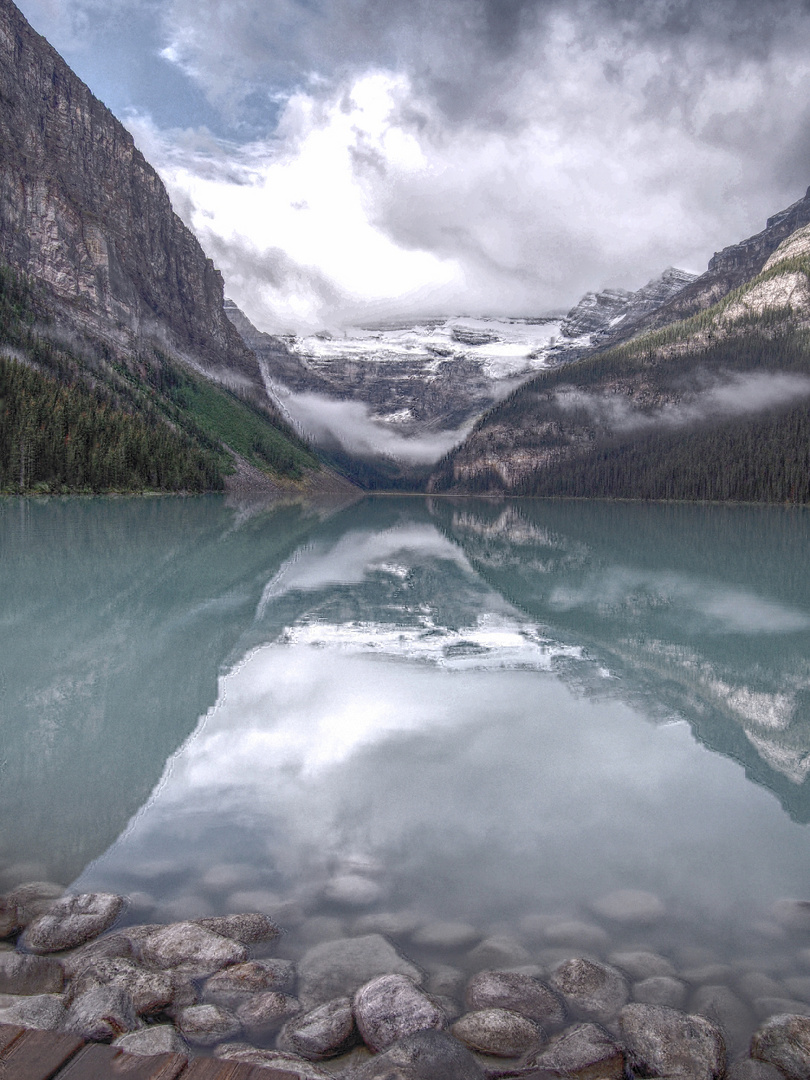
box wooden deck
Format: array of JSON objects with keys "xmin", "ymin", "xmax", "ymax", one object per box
[{"xmin": 0, "ymin": 1024, "xmax": 302, "ymax": 1080}]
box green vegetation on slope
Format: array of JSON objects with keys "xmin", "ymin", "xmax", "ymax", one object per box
[{"xmin": 0, "ymin": 265, "xmax": 318, "ymax": 493}]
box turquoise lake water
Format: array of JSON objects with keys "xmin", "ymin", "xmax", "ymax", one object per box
[{"xmin": 2, "ymin": 493, "xmax": 810, "ymax": 1048}]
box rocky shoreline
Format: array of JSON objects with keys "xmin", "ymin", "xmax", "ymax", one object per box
[{"xmin": 1, "ymin": 882, "xmax": 810, "ymax": 1079}]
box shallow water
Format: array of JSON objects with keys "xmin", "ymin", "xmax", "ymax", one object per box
[{"xmin": 2, "ymin": 494, "xmax": 810, "ymax": 1052}]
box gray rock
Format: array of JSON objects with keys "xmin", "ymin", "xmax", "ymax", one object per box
[
  {"xmin": 353, "ymin": 973, "xmax": 446, "ymax": 1053},
  {"xmin": 785, "ymin": 977, "xmax": 810, "ymax": 1002},
  {"xmin": 727, "ymin": 1059, "xmax": 785, "ymax": 1080},
  {"xmin": 755, "ymin": 997, "xmax": 810, "ymax": 1021},
  {"xmin": 751, "ymin": 1014, "xmax": 810, "ymax": 1080},
  {"xmin": 214, "ymin": 1042, "xmax": 332, "ymax": 1077},
  {"xmin": 352, "ymin": 911, "xmax": 422, "ymax": 937},
  {"xmin": 451, "ymin": 1006, "xmax": 543, "ymax": 1057},
  {"xmin": 544, "ymin": 920, "xmax": 610, "ymax": 951},
  {"xmin": 549, "ymin": 959, "xmax": 629, "ymax": 1025},
  {"xmin": 686, "ymin": 964, "xmax": 736, "ymax": 987},
  {"xmin": 60, "ymin": 932, "xmax": 135, "ymax": 978},
  {"xmin": 236, "ymin": 990, "xmax": 300, "ymax": 1040},
  {"xmin": 0, "ymin": 992, "xmax": 66, "ymax": 1030},
  {"xmin": 426, "ymin": 964, "xmax": 464, "ymax": 999},
  {"xmin": 526, "ymin": 1021, "xmax": 624, "ymax": 1079},
  {"xmin": 348, "ymin": 1028, "xmax": 487, "ymax": 1080},
  {"xmin": 465, "ymin": 969, "xmax": 565, "ymax": 1026},
  {"xmin": 323, "ymin": 875, "xmax": 383, "ymax": 908},
  {"xmin": 277, "ymin": 996, "xmax": 356, "ymax": 1060},
  {"xmin": 21, "ymin": 892, "xmax": 125, "ymax": 953},
  {"xmin": 0, "ymin": 951, "xmax": 63, "ymax": 994},
  {"xmin": 411, "ymin": 921, "xmax": 481, "ymax": 950},
  {"xmin": 8, "ymin": 882, "xmax": 64, "ymax": 927},
  {"xmin": 619, "ymin": 1003, "xmax": 726, "ymax": 1080},
  {"xmin": 590, "ymin": 889, "xmax": 665, "ymax": 925},
  {"xmin": 738, "ymin": 972, "xmax": 785, "ymax": 1000},
  {"xmin": 65, "ymin": 956, "xmax": 178, "ymax": 1016},
  {"xmin": 610, "ymin": 951, "xmax": 676, "ymax": 981},
  {"xmin": 193, "ymin": 912, "xmax": 281, "ymax": 945},
  {"xmin": 176, "ymin": 1002, "xmax": 241, "ymax": 1047},
  {"xmin": 690, "ymin": 984, "xmax": 753, "ymax": 1055},
  {"xmin": 297, "ymin": 934, "xmax": 421, "ymax": 1007},
  {"xmin": 138, "ymin": 920, "xmax": 248, "ymax": 978},
  {"xmin": 466, "ymin": 936, "xmax": 530, "ymax": 969},
  {"xmin": 64, "ymin": 984, "xmax": 141, "ymax": 1041},
  {"xmin": 203, "ymin": 959, "xmax": 296, "ymax": 1008},
  {"xmin": 634, "ymin": 976, "xmax": 687, "ymax": 1010},
  {"xmin": 0, "ymin": 896, "xmax": 19, "ymax": 939},
  {"xmin": 113, "ymin": 1025, "xmax": 188, "ymax": 1057}
]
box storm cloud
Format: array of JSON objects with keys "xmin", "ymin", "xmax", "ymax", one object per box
[{"xmin": 17, "ymin": 0, "xmax": 810, "ymax": 329}]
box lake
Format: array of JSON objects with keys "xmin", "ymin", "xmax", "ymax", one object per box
[{"xmin": 2, "ymin": 493, "xmax": 810, "ymax": 1057}]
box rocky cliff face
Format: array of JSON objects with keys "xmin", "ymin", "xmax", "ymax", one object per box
[
  {"xmin": 0, "ymin": 0, "xmax": 263, "ymax": 394},
  {"xmin": 560, "ymin": 268, "xmax": 697, "ymax": 343},
  {"xmin": 613, "ymin": 189, "xmax": 810, "ymax": 340}
]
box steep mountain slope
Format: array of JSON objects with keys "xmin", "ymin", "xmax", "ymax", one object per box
[
  {"xmin": 0, "ymin": 0, "xmax": 335, "ymax": 494},
  {"xmin": 560, "ymin": 267, "xmax": 697, "ymax": 345},
  {"xmin": 430, "ymin": 213, "xmax": 810, "ymax": 502}
]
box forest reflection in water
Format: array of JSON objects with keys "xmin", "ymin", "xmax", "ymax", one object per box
[{"xmin": 2, "ymin": 494, "xmax": 810, "ymax": 1013}]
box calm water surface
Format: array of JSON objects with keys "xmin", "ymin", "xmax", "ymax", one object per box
[{"xmin": 2, "ymin": 494, "xmax": 810, "ymax": 1041}]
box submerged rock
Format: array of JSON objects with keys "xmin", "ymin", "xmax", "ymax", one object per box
[
  {"xmin": 451, "ymin": 1006, "xmax": 543, "ymax": 1057},
  {"xmin": 466, "ymin": 935, "xmax": 530, "ymax": 969},
  {"xmin": 8, "ymin": 882, "xmax": 64, "ymax": 928},
  {"xmin": 323, "ymin": 875, "xmax": 383, "ymax": 908},
  {"xmin": 203, "ymin": 958, "xmax": 296, "ymax": 1008},
  {"xmin": 277, "ymin": 996, "xmax": 356, "ymax": 1060},
  {"xmin": 348, "ymin": 1028, "xmax": 487, "ymax": 1080},
  {"xmin": 633, "ymin": 975, "xmax": 687, "ymax": 1010},
  {"xmin": 610, "ymin": 950, "xmax": 676, "ymax": 981},
  {"xmin": 464, "ymin": 969, "xmax": 565, "ymax": 1025},
  {"xmin": 526, "ymin": 1021, "xmax": 624, "ymax": 1079},
  {"xmin": 0, "ymin": 896, "xmax": 19, "ymax": 939},
  {"xmin": 20, "ymin": 892, "xmax": 125, "ymax": 953},
  {"xmin": 297, "ymin": 934, "xmax": 421, "ymax": 1007},
  {"xmin": 590, "ymin": 889, "xmax": 665, "ymax": 925},
  {"xmin": 412, "ymin": 921, "xmax": 481, "ymax": 950},
  {"xmin": 236, "ymin": 990, "xmax": 300, "ymax": 1040},
  {"xmin": 751, "ymin": 1013, "xmax": 810, "ymax": 1080},
  {"xmin": 353, "ymin": 973, "xmax": 446, "ymax": 1053},
  {"xmin": 549, "ymin": 959, "xmax": 629, "ymax": 1025},
  {"xmin": 619, "ymin": 1003, "xmax": 726, "ymax": 1080}
]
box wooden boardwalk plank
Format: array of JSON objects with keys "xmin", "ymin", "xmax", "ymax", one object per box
[
  {"xmin": 0, "ymin": 1023, "xmax": 25, "ymax": 1054},
  {"xmin": 57, "ymin": 1044, "xmax": 187, "ymax": 1079},
  {"xmin": 0, "ymin": 1027, "xmax": 84, "ymax": 1080},
  {"xmin": 181, "ymin": 1060, "xmax": 258, "ymax": 1080}
]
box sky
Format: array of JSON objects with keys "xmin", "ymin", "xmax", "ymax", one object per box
[{"xmin": 15, "ymin": 0, "xmax": 810, "ymax": 333}]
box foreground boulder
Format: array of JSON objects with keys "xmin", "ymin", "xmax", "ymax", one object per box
[
  {"xmin": 215, "ymin": 1042, "xmax": 332, "ymax": 1078},
  {"xmin": 236, "ymin": 990, "xmax": 300, "ymax": 1040},
  {"xmin": 0, "ymin": 992, "xmax": 66, "ymax": 1030},
  {"xmin": 526, "ymin": 1022, "xmax": 624, "ymax": 1079},
  {"xmin": 550, "ymin": 959, "xmax": 629, "ymax": 1025},
  {"xmin": 113, "ymin": 1024, "xmax": 189, "ymax": 1057},
  {"xmin": 65, "ymin": 957, "xmax": 180, "ymax": 1016},
  {"xmin": 465, "ymin": 969, "xmax": 565, "ymax": 1026},
  {"xmin": 193, "ymin": 912, "xmax": 281, "ymax": 945},
  {"xmin": 353, "ymin": 973, "xmax": 446, "ymax": 1053},
  {"xmin": 8, "ymin": 882, "xmax": 64, "ymax": 928},
  {"xmin": 349, "ymin": 1028, "xmax": 488, "ymax": 1080},
  {"xmin": 64, "ymin": 984, "xmax": 141, "ymax": 1041},
  {"xmin": 751, "ymin": 1014, "xmax": 810, "ymax": 1080},
  {"xmin": 451, "ymin": 1007, "xmax": 544, "ymax": 1057},
  {"xmin": 297, "ymin": 934, "xmax": 421, "ymax": 1007},
  {"xmin": 20, "ymin": 892, "xmax": 125, "ymax": 953},
  {"xmin": 620, "ymin": 1003, "xmax": 726, "ymax": 1080},
  {"xmin": 137, "ymin": 920, "xmax": 248, "ymax": 978},
  {"xmin": 176, "ymin": 1002, "xmax": 241, "ymax": 1046},
  {"xmin": 277, "ymin": 996, "xmax": 357, "ymax": 1060}
]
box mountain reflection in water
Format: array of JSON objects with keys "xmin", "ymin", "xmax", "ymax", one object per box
[{"xmin": 2, "ymin": 494, "xmax": 809, "ymax": 979}]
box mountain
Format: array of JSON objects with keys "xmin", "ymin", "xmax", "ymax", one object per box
[
  {"xmin": 559, "ymin": 267, "xmax": 697, "ymax": 344},
  {"xmin": 429, "ymin": 199, "xmax": 810, "ymax": 502},
  {"xmin": 0, "ymin": 0, "xmax": 338, "ymax": 495}
]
